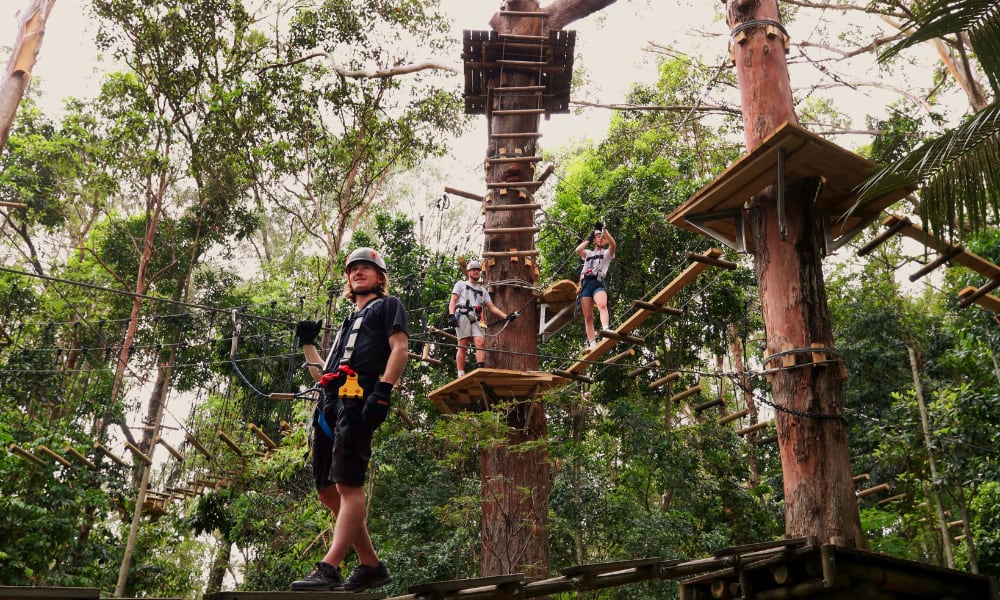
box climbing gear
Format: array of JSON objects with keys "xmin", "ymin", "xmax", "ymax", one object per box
[
  {"xmin": 295, "ymin": 319, "xmax": 323, "ymax": 347},
  {"xmin": 315, "ymin": 410, "xmax": 336, "ymax": 440},
  {"xmin": 322, "ymin": 298, "xmax": 384, "ymax": 399},
  {"xmin": 345, "ymin": 247, "xmax": 387, "ymax": 274}
]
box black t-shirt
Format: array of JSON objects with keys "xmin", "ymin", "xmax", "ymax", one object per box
[{"xmin": 324, "ymin": 295, "xmax": 409, "ymax": 378}]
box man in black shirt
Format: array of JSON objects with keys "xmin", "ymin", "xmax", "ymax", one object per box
[{"xmin": 292, "ymin": 247, "xmax": 408, "ymax": 592}]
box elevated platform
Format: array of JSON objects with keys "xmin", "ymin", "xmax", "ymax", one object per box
[
  {"xmin": 429, "ymin": 368, "xmax": 567, "ymax": 414},
  {"xmin": 536, "ymin": 278, "xmax": 578, "ymax": 341},
  {"xmin": 462, "ymin": 30, "xmax": 575, "ymax": 116},
  {"xmin": 668, "ymin": 121, "xmax": 915, "ymax": 254}
]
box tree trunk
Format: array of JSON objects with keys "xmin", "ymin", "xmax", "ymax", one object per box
[
  {"xmin": 479, "ymin": 0, "xmax": 619, "ymax": 578},
  {"xmin": 0, "ymin": 0, "xmax": 55, "ymax": 153},
  {"xmin": 481, "ymin": 1, "xmax": 549, "ymax": 578},
  {"xmin": 727, "ymin": 0, "xmax": 864, "ymax": 547}
]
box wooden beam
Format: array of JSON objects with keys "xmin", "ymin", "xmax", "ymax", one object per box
[
  {"xmin": 428, "ymin": 326, "xmax": 458, "ymax": 342},
  {"xmin": 957, "ymin": 277, "xmax": 1000, "ymax": 309},
  {"xmin": 685, "ymin": 251, "xmax": 737, "ymax": 270},
  {"xmin": 736, "ymin": 421, "xmax": 771, "ymax": 437},
  {"xmin": 483, "ymin": 226, "xmax": 540, "ymax": 234},
  {"xmin": 93, "ymin": 441, "xmax": 127, "ymax": 467},
  {"xmin": 603, "ymin": 348, "xmax": 635, "ymax": 365},
  {"xmin": 693, "ymin": 398, "xmax": 724, "ymax": 413},
  {"xmin": 551, "ymin": 370, "xmax": 593, "ymax": 384},
  {"xmin": 9, "ymin": 443, "xmax": 45, "ymax": 467},
  {"xmin": 909, "ymin": 245, "xmax": 964, "ymax": 281},
  {"xmin": 156, "ymin": 436, "xmax": 184, "ymax": 462},
  {"xmin": 856, "ymin": 482, "xmax": 891, "ymax": 498},
  {"xmin": 484, "ymin": 203, "xmax": 540, "ymax": 212},
  {"xmin": 852, "ymin": 473, "xmax": 870, "ymax": 483},
  {"xmin": 482, "ymin": 250, "xmax": 539, "ymax": 258},
  {"xmin": 628, "ymin": 360, "xmax": 660, "ymax": 379},
  {"xmin": 957, "ymin": 286, "xmax": 1000, "ymax": 313},
  {"xmin": 671, "ymin": 384, "xmax": 702, "ymax": 403},
  {"xmin": 124, "ymin": 441, "xmax": 152, "ymax": 465},
  {"xmin": 248, "ymin": 424, "xmax": 277, "ymax": 450},
  {"xmin": 757, "ymin": 434, "xmax": 778, "ymax": 445},
  {"xmin": 36, "ymin": 444, "xmax": 73, "ymax": 467},
  {"xmin": 0, "ymin": 200, "xmax": 28, "ymax": 209},
  {"xmin": 599, "ymin": 329, "xmax": 645, "ymax": 345},
  {"xmin": 444, "ymin": 186, "xmax": 484, "ymax": 201},
  {"xmin": 217, "ymin": 430, "xmax": 244, "ymax": 457},
  {"xmin": 856, "ymin": 215, "xmax": 911, "ymax": 256},
  {"xmin": 719, "ymin": 408, "xmax": 749, "ymax": 425},
  {"xmin": 876, "ymin": 493, "xmax": 906, "ymax": 506},
  {"xmin": 648, "ymin": 370, "xmax": 680, "ymax": 390},
  {"xmin": 65, "ymin": 446, "xmax": 97, "ymax": 469},
  {"xmin": 185, "ymin": 433, "xmax": 216, "ymax": 462},
  {"xmin": 631, "ymin": 300, "xmax": 682, "ymax": 316}
]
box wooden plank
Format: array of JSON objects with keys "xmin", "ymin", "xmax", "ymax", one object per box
[
  {"xmin": 958, "ymin": 286, "xmax": 1000, "ymax": 313},
  {"xmin": 65, "ymin": 447, "xmax": 96, "ymax": 469},
  {"xmin": 36, "ymin": 444, "xmax": 72, "ymax": 467},
  {"xmin": 718, "ymin": 408, "xmax": 749, "ymax": 425},
  {"xmin": 8, "ymin": 443, "xmax": 45, "ymax": 467},
  {"xmin": 204, "ymin": 592, "xmax": 379, "ymax": 600},
  {"xmin": 0, "ymin": 587, "xmax": 100, "ymax": 600},
  {"xmin": 408, "ymin": 574, "xmax": 525, "ymax": 596},
  {"xmin": 157, "ymin": 436, "xmax": 185, "ymax": 462},
  {"xmin": 248, "ymin": 424, "xmax": 277, "ymax": 450}
]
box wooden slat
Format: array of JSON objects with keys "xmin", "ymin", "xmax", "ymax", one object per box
[{"xmin": 36, "ymin": 444, "xmax": 72, "ymax": 467}]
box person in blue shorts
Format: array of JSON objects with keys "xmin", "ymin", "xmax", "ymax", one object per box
[
  {"xmin": 292, "ymin": 247, "xmax": 408, "ymax": 592},
  {"xmin": 575, "ymin": 222, "xmax": 616, "ymax": 350}
]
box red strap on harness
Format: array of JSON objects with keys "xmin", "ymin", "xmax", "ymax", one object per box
[{"xmin": 320, "ymin": 364, "xmax": 357, "ymax": 386}]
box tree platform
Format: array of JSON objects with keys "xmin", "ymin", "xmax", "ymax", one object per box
[
  {"xmin": 428, "ymin": 368, "xmax": 567, "ymax": 414},
  {"xmin": 667, "ymin": 121, "xmax": 915, "ymax": 254},
  {"xmin": 536, "ymin": 278, "xmax": 578, "ymax": 342}
]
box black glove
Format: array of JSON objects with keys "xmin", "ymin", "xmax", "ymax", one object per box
[
  {"xmin": 586, "ymin": 233, "xmax": 595, "ymax": 243},
  {"xmin": 362, "ymin": 381, "xmax": 393, "ymax": 428},
  {"xmin": 505, "ymin": 312, "xmax": 519, "ymax": 322},
  {"xmin": 448, "ymin": 314, "xmax": 458, "ymax": 328},
  {"xmin": 296, "ymin": 319, "xmax": 323, "ymax": 347}
]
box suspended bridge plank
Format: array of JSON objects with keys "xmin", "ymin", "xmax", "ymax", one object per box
[
  {"xmin": 958, "ymin": 285, "xmax": 1000, "ymax": 313},
  {"xmin": 428, "ymin": 368, "xmax": 566, "ymax": 414},
  {"xmin": 204, "ymin": 591, "xmax": 381, "ymax": 600},
  {"xmin": 8, "ymin": 443, "xmax": 45, "ymax": 467},
  {"xmin": 881, "ymin": 214, "xmax": 1000, "ymax": 279},
  {"xmin": 36, "ymin": 444, "xmax": 72, "ymax": 468}
]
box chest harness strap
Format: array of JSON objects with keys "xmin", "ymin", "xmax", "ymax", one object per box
[
  {"xmin": 320, "ymin": 298, "xmax": 384, "ymax": 400},
  {"xmin": 583, "ymin": 251, "xmax": 606, "ymax": 281}
]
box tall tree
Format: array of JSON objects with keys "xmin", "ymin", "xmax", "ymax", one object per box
[
  {"xmin": 480, "ymin": 0, "xmax": 617, "ymax": 578},
  {"xmin": 725, "ymin": 0, "xmax": 865, "ymax": 545}
]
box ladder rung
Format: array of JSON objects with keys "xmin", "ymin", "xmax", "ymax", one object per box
[
  {"xmin": 498, "ymin": 34, "xmax": 548, "ymax": 42},
  {"xmin": 484, "ymin": 203, "xmax": 539, "ymax": 211},
  {"xmin": 493, "ymin": 85, "xmax": 545, "ymax": 94},
  {"xmin": 486, "ymin": 181, "xmax": 544, "ymax": 189},
  {"xmin": 488, "ymin": 155, "xmax": 542, "ymax": 164},
  {"xmin": 497, "ymin": 59, "xmax": 548, "ymax": 67},
  {"xmin": 490, "ymin": 132, "xmax": 543, "ymax": 139},
  {"xmin": 492, "ymin": 108, "xmax": 545, "ymax": 116},
  {"xmin": 499, "ymin": 11, "xmax": 548, "ymax": 18},
  {"xmin": 482, "ymin": 250, "xmax": 539, "ymax": 258}
]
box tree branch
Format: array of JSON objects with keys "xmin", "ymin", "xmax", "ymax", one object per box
[
  {"xmin": 544, "ymin": 0, "xmax": 621, "ymax": 31},
  {"xmin": 258, "ymin": 51, "xmax": 458, "ymax": 78},
  {"xmin": 570, "ymin": 99, "xmax": 741, "ymax": 116}
]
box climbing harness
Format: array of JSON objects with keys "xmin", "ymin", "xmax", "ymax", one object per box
[{"xmin": 320, "ymin": 297, "xmax": 385, "ymax": 400}]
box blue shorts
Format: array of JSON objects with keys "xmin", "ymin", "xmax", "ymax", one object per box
[{"xmin": 580, "ymin": 276, "xmax": 607, "ymax": 299}]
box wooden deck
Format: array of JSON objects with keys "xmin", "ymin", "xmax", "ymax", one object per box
[
  {"xmin": 667, "ymin": 121, "xmax": 914, "ymax": 253},
  {"xmin": 428, "ymin": 368, "xmax": 567, "ymax": 414}
]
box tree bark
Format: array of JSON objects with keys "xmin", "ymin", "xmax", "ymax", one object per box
[
  {"xmin": 727, "ymin": 0, "xmax": 865, "ymax": 547},
  {"xmin": 0, "ymin": 0, "xmax": 54, "ymax": 153}
]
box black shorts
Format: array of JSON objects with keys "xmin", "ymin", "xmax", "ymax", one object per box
[{"xmin": 313, "ymin": 395, "xmax": 375, "ymax": 490}]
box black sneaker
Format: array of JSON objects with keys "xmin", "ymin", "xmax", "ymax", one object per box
[
  {"xmin": 343, "ymin": 561, "xmax": 392, "ymax": 592},
  {"xmin": 291, "ymin": 561, "xmax": 344, "ymax": 591}
]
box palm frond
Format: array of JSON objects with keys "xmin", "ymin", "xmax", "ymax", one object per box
[
  {"xmin": 881, "ymin": 0, "xmax": 1000, "ymax": 93},
  {"xmin": 855, "ymin": 102, "xmax": 1000, "ymax": 240}
]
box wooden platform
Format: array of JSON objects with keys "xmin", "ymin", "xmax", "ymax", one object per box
[
  {"xmin": 536, "ymin": 278, "xmax": 578, "ymax": 342},
  {"xmin": 428, "ymin": 368, "xmax": 568, "ymax": 414},
  {"xmin": 462, "ymin": 30, "xmax": 575, "ymax": 116},
  {"xmin": 0, "ymin": 588, "xmax": 99, "ymax": 600},
  {"xmin": 667, "ymin": 122, "xmax": 914, "ymax": 253},
  {"xmin": 204, "ymin": 592, "xmax": 382, "ymax": 600}
]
